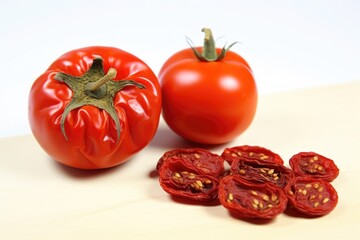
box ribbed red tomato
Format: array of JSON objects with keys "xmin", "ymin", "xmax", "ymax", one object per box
[
  {"xmin": 159, "ymin": 28, "xmax": 257, "ymax": 144},
  {"xmin": 28, "ymin": 46, "xmax": 161, "ymax": 169}
]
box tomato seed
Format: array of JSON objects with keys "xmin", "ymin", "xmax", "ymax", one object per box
[
  {"xmin": 196, "ymin": 180, "xmax": 203, "ymax": 188},
  {"xmin": 262, "ymin": 195, "xmax": 269, "ymax": 201},
  {"xmin": 271, "ymin": 194, "xmax": 278, "ymax": 202},
  {"xmin": 228, "ymin": 193, "xmax": 234, "ymax": 201},
  {"xmin": 204, "ymin": 179, "xmax": 212, "ymax": 184}
]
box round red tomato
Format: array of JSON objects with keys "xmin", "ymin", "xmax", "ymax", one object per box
[
  {"xmin": 159, "ymin": 28, "xmax": 257, "ymax": 144},
  {"xmin": 28, "ymin": 46, "xmax": 161, "ymax": 169}
]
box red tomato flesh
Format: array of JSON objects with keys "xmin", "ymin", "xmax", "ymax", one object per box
[
  {"xmin": 219, "ymin": 175, "xmax": 288, "ymax": 219},
  {"xmin": 285, "ymin": 176, "xmax": 338, "ymax": 216}
]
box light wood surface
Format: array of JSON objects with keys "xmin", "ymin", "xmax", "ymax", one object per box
[{"xmin": 1, "ymin": 82, "xmax": 359, "ymax": 239}]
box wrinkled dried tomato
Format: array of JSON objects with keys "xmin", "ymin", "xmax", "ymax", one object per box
[
  {"xmin": 221, "ymin": 145, "xmax": 284, "ymax": 165},
  {"xmin": 230, "ymin": 158, "xmax": 293, "ymax": 188},
  {"xmin": 219, "ymin": 175, "xmax": 288, "ymax": 219},
  {"xmin": 289, "ymin": 152, "xmax": 339, "ymax": 182},
  {"xmin": 156, "ymin": 148, "xmax": 225, "ymax": 178},
  {"xmin": 284, "ymin": 176, "xmax": 338, "ymax": 216},
  {"xmin": 158, "ymin": 157, "xmax": 219, "ymax": 201}
]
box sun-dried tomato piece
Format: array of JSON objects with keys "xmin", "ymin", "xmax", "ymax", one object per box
[
  {"xmin": 230, "ymin": 158, "xmax": 293, "ymax": 188},
  {"xmin": 219, "ymin": 175, "xmax": 288, "ymax": 219},
  {"xmin": 221, "ymin": 145, "xmax": 284, "ymax": 165},
  {"xmin": 158, "ymin": 157, "xmax": 220, "ymax": 201},
  {"xmin": 284, "ymin": 176, "xmax": 338, "ymax": 216},
  {"xmin": 156, "ymin": 148, "xmax": 225, "ymax": 178},
  {"xmin": 289, "ymin": 152, "xmax": 339, "ymax": 182}
]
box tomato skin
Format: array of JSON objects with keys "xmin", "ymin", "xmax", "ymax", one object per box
[
  {"xmin": 159, "ymin": 47, "xmax": 257, "ymax": 144},
  {"xmin": 28, "ymin": 46, "xmax": 161, "ymax": 169}
]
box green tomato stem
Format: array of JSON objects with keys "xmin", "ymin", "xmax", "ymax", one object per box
[
  {"xmin": 188, "ymin": 28, "xmax": 237, "ymax": 62},
  {"xmin": 54, "ymin": 58, "xmax": 145, "ymax": 143},
  {"xmin": 85, "ymin": 68, "xmax": 117, "ymax": 92},
  {"xmin": 201, "ymin": 28, "xmax": 218, "ymax": 61}
]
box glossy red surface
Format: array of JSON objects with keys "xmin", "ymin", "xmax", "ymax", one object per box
[{"xmin": 159, "ymin": 47, "xmax": 257, "ymax": 144}]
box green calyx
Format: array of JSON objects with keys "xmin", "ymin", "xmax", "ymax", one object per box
[
  {"xmin": 54, "ymin": 57, "xmax": 145, "ymax": 143},
  {"xmin": 188, "ymin": 28, "xmax": 238, "ymax": 62}
]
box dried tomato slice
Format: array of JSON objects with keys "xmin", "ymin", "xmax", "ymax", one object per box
[
  {"xmin": 289, "ymin": 152, "xmax": 339, "ymax": 182},
  {"xmin": 284, "ymin": 176, "xmax": 338, "ymax": 216},
  {"xmin": 219, "ymin": 175, "xmax": 288, "ymax": 219},
  {"xmin": 158, "ymin": 157, "xmax": 220, "ymax": 201},
  {"xmin": 156, "ymin": 148, "xmax": 225, "ymax": 178},
  {"xmin": 230, "ymin": 158, "xmax": 293, "ymax": 188},
  {"xmin": 221, "ymin": 145, "xmax": 284, "ymax": 165}
]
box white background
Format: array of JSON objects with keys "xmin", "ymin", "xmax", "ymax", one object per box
[{"xmin": 0, "ymin": 0, "xmax": 359, "ymax": 138}]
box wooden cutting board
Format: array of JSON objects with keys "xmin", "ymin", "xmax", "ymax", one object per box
[{"xmin": 1, "ymin": 81, "xmax": 359, "ymax": 240}]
